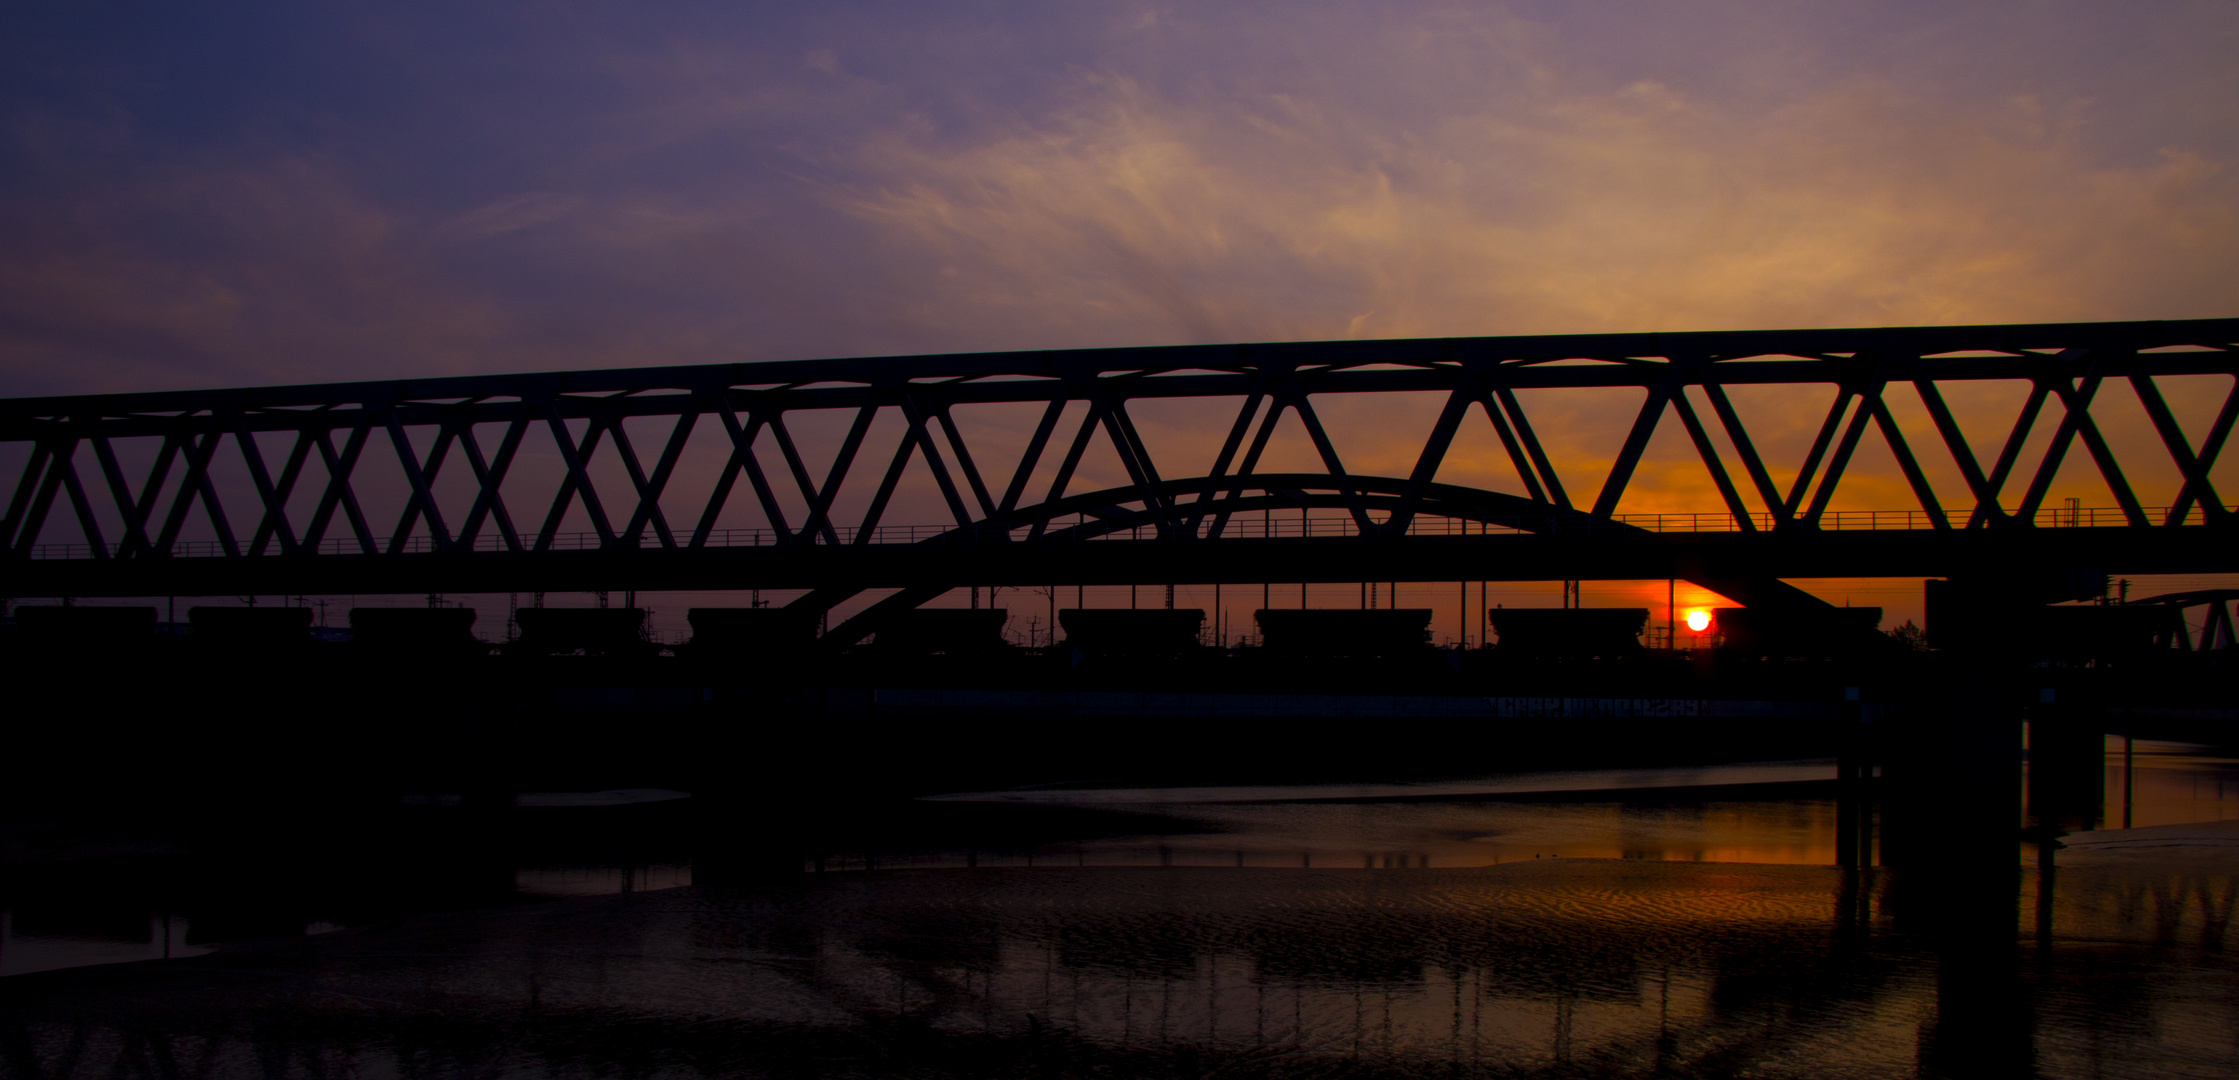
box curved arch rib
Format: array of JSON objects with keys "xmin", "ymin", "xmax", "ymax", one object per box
[{"xmin": 797, "ymin": 473, "xmax": 1845, "ymax": 648}]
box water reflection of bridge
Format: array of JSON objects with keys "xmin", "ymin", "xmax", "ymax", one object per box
[
  {"xmin": 5, "ymin": 319, "xmax": 2234, "ymax": 638},
  {"xmin": 4, "ymin": 860, "xmax": 2230, "ymax": 1078}
]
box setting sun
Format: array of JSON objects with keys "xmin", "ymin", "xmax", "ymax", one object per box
[{"xmin": 1686, "ymin": 609, "xmax": 1712, "ymax": 633}]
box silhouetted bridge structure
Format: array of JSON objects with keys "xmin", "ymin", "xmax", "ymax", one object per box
[{"xmin": 5, "ymin": 318, "xmax": 2235, "ymax": 640}]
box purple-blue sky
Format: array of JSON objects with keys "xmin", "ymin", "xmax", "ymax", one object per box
[
  {"xmin": 4, "ymin": 2, "xmax": 2236, "ymax": 636},
  {"xmin": 3, "ymin": 1, "xmax": 2234, "ymax": 397}
]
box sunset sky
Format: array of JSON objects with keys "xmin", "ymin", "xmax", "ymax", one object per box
[{"xmin": 3, "ymin": 1, "xmax": 2235, "ymax": 634}]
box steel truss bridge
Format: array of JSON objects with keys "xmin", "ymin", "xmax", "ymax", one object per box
[{"xmin": 4, "ymin": 318, "xmax": 2235, "ymax": 640}]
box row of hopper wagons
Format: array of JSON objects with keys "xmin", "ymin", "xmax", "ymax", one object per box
[
  {"xmin": 0, "ymin": 603, "xmax": 1733, "ymax": 660},
  {"xmin": 0, "ymin": 594, "xmax": 2190, "ymax": 663}
]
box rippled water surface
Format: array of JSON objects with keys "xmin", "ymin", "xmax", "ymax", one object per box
[
  {"xmin": 5, "ymin": 738, "xmax": 2237, "ymax": 1077},
  {"xmin": 7, "ymin": 859, "xmax": 2235, "ymax": 1079}
]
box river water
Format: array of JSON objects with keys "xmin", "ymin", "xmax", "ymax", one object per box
[{"xmin": 2, "ymin": 736, "xmax": 2235, "ymax": 1078}]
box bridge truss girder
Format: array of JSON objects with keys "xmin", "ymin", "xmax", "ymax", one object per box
[{"xmin": 3, "ymin": 318, "xmax": 2235, "ymax": 604}]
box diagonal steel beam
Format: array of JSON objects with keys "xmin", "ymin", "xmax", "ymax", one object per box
[
  {"xmin": 702, "ymin": 398, "xmax": 788, "ymax": 545},
  {"xmin": 7, "ymin": 443, "xmax": 64, "ymax": 555},
  {"xmin": 538, "ymin": 408, "xmax": 615, "ymax": 549},
  {"xmin": 385, "ymin": 410, "xmax": 456, "ymax": 553},
  {"xmin": 1668, "ymin": 388, "xmax": 1755, "ymax": 529},
  {"xmin": 932, "ymin": 403, "xmax": 997, "ymax": 520},
  {"xmin": 1911, "ymin": 379, "xmax": 2005, "ymax": 528},
  {"xmin": 1864, "ymin": 384, "xmax": 1950, "ymax": 529},
  {"xmin": 898, "ymin": 393, "xmax": 976, "ymax": 529},
  {"xmin": 2167, "ymin": 380, "xmax": 2238, "ymax": 526},
  {"xmin": 692, "ymin": 417, "xmax": 751, "ymax": 547},
  {"xmin": 2062, "ymin": 375, "xmax": 2149, "ymax": 527},
  {"xmin": 997, "ymin": 395, "xmax": 1068, "ymax": 519},
  {"xmin": 51, "ymin": 439, "xmax": 109, "ymax": 559},
  {"xmin": 1231, "ymin": 394, "xmax": 1286, "ymax": 479},
  {"xmin": 2129, "ymin": 374, "xmax": 2230, "ymax": 525},
  {"xmin": 1784, "ymin": 390, "xmax": 1857, "ymax": 522},
  {"xmin": 193, "ymin": 428, "xmax": 240, "ymax": 557},
  {"xmin": 1281, "ymin": 384, "xmax": 1370, "ymax": 532},
  {"xmin": 1029, "ymin": 401, "xmax": 1105, "ymax": 540},
  {"xmin": 131, "ymin": 435, "xmax": 183, "ymax": 547},
  {"xmin": 614, "ymin": 410, "xmax": 696, "ymax": 548},
  {"xmin": 1475, "ymin": 394, "xmax": 1546, "ymax": 504},
  {"xmin": 234, "ymin": 419, "xmax": 300, "ymax": 557},
  {"xmin": 819, "ymin": 583, "xmax": 956, "ymax": 650},
  {"xmin": 0, "ymin": 442, "xmax": 52, "ymax": 550},
  {"xmin": 260, "ymin": 429, "xmax": 319, "ymax": 555},
  {"xmin": 794, "ymin": 406, "xmax": 875, "ymax": 546},
  {"xmin": 1205, "ymin": 391, "xmax": 1293, "ymax": 541},
  {"xmin": 1802, "ymin": 386, "xmax": 1878, "ymax": 526},
  {"xmin": 153, "ymin": 427, "xmax": 237, "ymax": 557},
  {"xmin": 1388, "ymin": 377, "xmax": 1481, "ymax": 534},
  {"xmin": 1188, "ymin": 381, "xmax": 1272, "ymax": 534},
  {"xmin": 1977, "ymin": 382, "xmax": 2052, "ymax": 528},
  {"xmin": 784, "ymin": 584, "xmax": 864, "ymax": 627},
  {"xmin": 853, "ymin": 420, "xmax": 923, "ymax": 542},
  {"xmin": 1494, "ymin": 386, "xmax": 1570, "ymax": 509},
  {"xmin": 304, "ymin": 422, "xmax": 376, "ymax": 554},
  {"xmin": 1699, "ymin": 382, "xmax": 1785, "ymax": 522},
  {"xmin": 2016, "ymin": 353, "xmax": 2145, "ymax": 524},
  {"xmin": 1591, "ymin": 379, "xmax": 1673, "ymax": 519},
  {"xmin": 87, "ymin": 432, "xmax": 154, "ymax": 558},
  {"xmin": 765, "ymin": 412, "xmax": 833, "ymax": 543},
  {"xmin": 1100, "ymin": 398, "xmax": 1179, "ymax": 535},
  {"xmin": 455, "ymin": 409, "xmax": 531, "ymax": 551},
  {"xmin": 2014, "ymin": 373, "xmax": 2091, "ymax": 523}
]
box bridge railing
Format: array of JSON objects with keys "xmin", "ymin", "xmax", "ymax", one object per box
[{"xmin": 19, "ymin": 504, "xmax": 2208, "ymax": 560}]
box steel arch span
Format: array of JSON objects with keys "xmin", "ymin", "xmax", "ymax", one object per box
[{"xmin": 3, "ymin": 318, "xmax": 2236, "ymax": 613}]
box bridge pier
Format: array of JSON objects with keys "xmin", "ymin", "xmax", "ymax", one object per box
[
  {"xmin": 1879, "ymin": 676, "xmax": 2023, "ymax": 870},
  {"xmin": 687, "ymin": 686, "xmax": 824, "ymax": 884},
  {"xmin": 2025, "ymin": 691, "xmax": 2106, "ymax": 836},
  {"xmin": 1832, "ymin": 691, "xmax": 1877, "ymax": 869},
  {"xmin": 1874, "ymin": 676, "xmax": 2032, "ymax": 1078},
  {"xmin": 691, "ymin": 783, "xmax": 816, "ymax": 884}
]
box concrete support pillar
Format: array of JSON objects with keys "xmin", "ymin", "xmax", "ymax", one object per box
[
  {"xmin": 691, "ymin": 778, "xmax": 815, "ymax": 885},
  {"xmin": 1880, "ymin": 680, "xmax": 2022, "ymax": 870},
  {"xmin": 1833, "ymin": 691, "xmax": 1877, "ymax": 869},
  {"xmin": 1880, "ymin": 677, "xmax": 2033, "ymax": 1079},
  {"xmin": 2026, "ymin": 691, "xmax": 2105, "ymax": 835},
  {"xmin": 689, "ymin": 694, "xmax": 817, "ymax": 885}
]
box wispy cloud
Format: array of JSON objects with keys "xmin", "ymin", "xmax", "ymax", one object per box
[
  {"xmin": 437, "ymin": 191, "xmax": 584, "ymax": 239},
  {"xmin": 824, "ymin": 70, "xmax": 2238, "ymax": 348},
  {"xmin": 1, "ymin": 1, "xmax": 2232, "ymax": 513}
]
